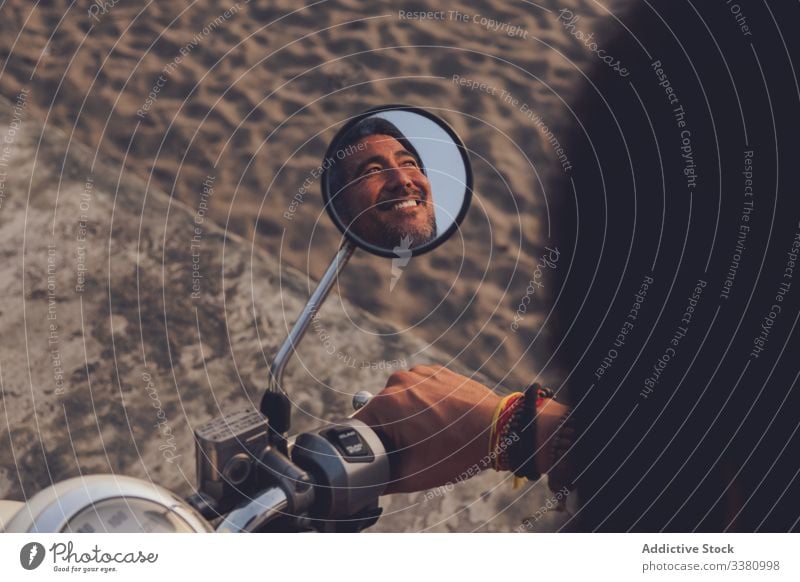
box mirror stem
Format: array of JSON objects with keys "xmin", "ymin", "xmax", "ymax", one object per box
[{"xmin": 261, "ymin": 240, "xmax": 356, "ymax": 442}]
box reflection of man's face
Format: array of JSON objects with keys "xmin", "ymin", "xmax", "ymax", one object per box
[{"xmin": 339, "ymin": 134, "xmax": 436, "ymax": 249}]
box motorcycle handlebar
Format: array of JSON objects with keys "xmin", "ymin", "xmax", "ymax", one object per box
[{"xmin": 215, "ymin": 486, "xmax": 289, "ymax": 532}]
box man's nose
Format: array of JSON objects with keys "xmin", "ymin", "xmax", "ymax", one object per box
[{"xmin": 385, "ymin": 164, "xmax": 414, "ymax": 190}]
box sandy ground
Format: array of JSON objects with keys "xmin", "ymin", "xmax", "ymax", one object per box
[{"xmin": 0, "ymin": 0, "xmax": 630, "ymax": 388}]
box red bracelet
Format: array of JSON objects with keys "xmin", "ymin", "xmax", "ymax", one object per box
[{"xmin": 490, "ymin": 392, "xmax": 523, "ymax": 471}]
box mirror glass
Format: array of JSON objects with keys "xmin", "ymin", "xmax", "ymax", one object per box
[{"xmin": 321, "ymin": 105, "xmax": 472, "ymax": 257}]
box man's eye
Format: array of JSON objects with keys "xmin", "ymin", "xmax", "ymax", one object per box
[
  {"xmin": 401, "ymin": 159, "xmax": 418, "ymax": 167},
  {"xmin": 362, "ymin": 166, "xmax": 381, "ymax": 176}
]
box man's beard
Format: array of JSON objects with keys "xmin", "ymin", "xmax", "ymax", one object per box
[
  {"xmin": 373, "ymin": 184, "xmax": 437, "ymax": 249},
  {"xmin": 347, "ymin": 186, "xmax": 438, "ymax": 249},
  {"xmin": 380, "ymin": 210, "xmax": 437, "ymax": 249}
]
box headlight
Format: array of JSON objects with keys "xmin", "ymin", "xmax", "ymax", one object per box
[{"xmin": 4, "ymin": 475, "xmax": 211, "ymax": 533}]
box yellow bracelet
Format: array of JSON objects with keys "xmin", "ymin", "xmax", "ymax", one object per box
[{"xmin": 489, "ymin": 392, "xmax": 522, "ymax": 470}]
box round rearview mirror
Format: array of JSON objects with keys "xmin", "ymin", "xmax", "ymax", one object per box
[{"xmin": 321, "ymin": 105, "xmax": 473, "ymax": 258}]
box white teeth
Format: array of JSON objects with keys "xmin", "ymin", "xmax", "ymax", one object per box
[{"xmin": 391, "ymin": 200, "xmax": 418, "ymax": 210}]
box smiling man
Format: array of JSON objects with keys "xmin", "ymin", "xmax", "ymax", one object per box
[{"xmin": 327, "ymin": 117, "xmax": 437, "ymax": 249}]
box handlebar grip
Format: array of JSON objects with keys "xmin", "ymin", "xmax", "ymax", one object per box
[
  {"xmin": 370, "ymin": 428, "xmax": 399, "ymax": 483},
  {"xmin": 348, "ymin": 396, "xmax": 399, "ymax": 486}
]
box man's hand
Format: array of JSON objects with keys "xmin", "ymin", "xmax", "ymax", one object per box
[
  {"xmin": 354, "ymin": 365, "xmax": 500, "ymax": 494},
  {"xmin": 355, "ymin": 365, "xmax": 575, "ymax": 495}
]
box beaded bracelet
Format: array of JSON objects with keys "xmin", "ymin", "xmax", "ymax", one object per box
[
  {"xmin": 489, "ymin": 392, "xmax": 523, "ymax": 471},
  {"xmin": 508, "ymin": 383, "xmax": 554, "ymax": 481},
  {"xmin": 494, "ymin": 394, "xmax": 524, "ymax": 471}
]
